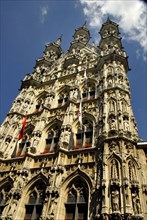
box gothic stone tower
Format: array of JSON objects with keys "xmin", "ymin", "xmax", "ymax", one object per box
[{"xmin": 0, "ymin": 18, "xmax": 147, "ymax": 220}]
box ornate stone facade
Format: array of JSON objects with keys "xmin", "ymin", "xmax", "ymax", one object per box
[{"xmin": 0, "ymin": 18, "xmax": 147, "ymax": 220}]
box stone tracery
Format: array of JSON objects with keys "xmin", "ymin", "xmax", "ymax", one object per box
[{"xmin": 0, "ymin": 18, "xmax": 146, "ymax": 220}]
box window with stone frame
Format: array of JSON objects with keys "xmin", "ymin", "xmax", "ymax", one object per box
[
  {"xmin": 65, "ymin": 178, "xmax": 88, "ymax": 220},
  {"xmin": 24, "ymin": 182, "xmax": 46, "ymax": 220},
  {"xmin": 44, "ymin": 124, "xmax": 61, "ymax": 153},
  {"xmin": 82, "ymin": 82, "xmax": 95, "ymax": 101},
  {"xmin": 1, "ymin": 121, "xmax": 10, "ymax": 136},
  {"xmin": 35, "ymin": 92, "xmax": 47, "ymax": 112},
  {"xmin": 109, "ymin": 99, "xmax": 116, "ymax": 113},
  {"xmin": 0, "ymin": 184, "xmax": 11, "ymax": 215},
  {"xmin": 121, "ymin": 99, "xmax": 128, "ymax": 113},
  {"xmin": 16, "ymin": 125, "xmax": 34, "ymax": 157},
  {"xmin": 74, "ymin": 120, "xmax": 93, "ymax": 149},
  {"xmin": 58, "ymin": 89, "xmax": 69, "ymax": 107}
]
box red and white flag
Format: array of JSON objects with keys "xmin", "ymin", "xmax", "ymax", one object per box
[{"xmin": 18, "ymin": 116, "xmax": 27, "ymax": 140}]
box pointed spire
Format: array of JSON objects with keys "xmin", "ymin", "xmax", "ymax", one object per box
[
  {"xmin": 55, "ymin": 35, "xmax": 62, "ymax": 46},
  {"xmin": 107, "ymin": 16, "xmax": 110, "ymax": 22},
  {"xmin": 82, "ymin": 21, "xmax": 87, "ymax": 29}
]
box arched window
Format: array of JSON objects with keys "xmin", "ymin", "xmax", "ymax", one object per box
[
  {"xmin": 121, "ymin": 100, "xmax": 127, "ymax": 113},
  {"xmin": 58, "ymin": 89, "xmax": 69, "ymax": 107},
  {"xmin": 44, "ymin": 124, "xmax": 61, "ymax": 153},
  {"xmin": 65, "ymin": 178, "xmax": 88, "ymax": 220},
  {"xmin": 82, "ymin": 83, "xmax": 95, "ymax": 101},
  {"xmin": 16, "ymin": 125, "xmax": 34, "ymax": 157},
  {"xmin": 25, "ymin": 182, "xmax": 46, "ymax": 220},
  {"xmin": 74, "ymin": 120, "xmax": 93, "ymax": 149},
  {"xmin": 35, "ymin": 92, "xmax": 47, "ymax": 112},
  {"xmin": 0, "ymin": 184, "xmax": 11, "ymax": 215}
]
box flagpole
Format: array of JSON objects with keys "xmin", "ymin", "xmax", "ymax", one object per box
[
  {"xmin": 78, "ymin": 90, "xmax": 83, "ymax": 148},
  {"xmin": 84, "ymin": 58, "xmax": 88, "ymax": 100}
]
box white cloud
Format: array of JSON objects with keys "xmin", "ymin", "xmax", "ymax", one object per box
[
  {"xmin": 40, "ymin": 6, "xmax": 48, "ymax": 23},
  {"xmin": 79, "ymin": 0, "xmax": 147, "ymax": 60}
]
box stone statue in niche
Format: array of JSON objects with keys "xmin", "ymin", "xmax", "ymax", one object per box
[
  {"xmin": 15, "ymin": 175, "xmax": 26, "ymax": 190},
  {"xmin": 132, "ymin": 189, "xmax": 141, "ymax": 214},
  {"xmin": 7, "ymin": 199, "xmax": 18, "ymax": 217},
  {"xmin": 110, "ymin": 141, "xmax": 118, "ymax": 153},
  {"xmin": 32, "ymin": 134, "xmax": 40, "ymax": 148},
  {"xmin": 111, "ymin": 187, "xmax": 120, "ymax": 212},
  {"xmin": 45, "ymin": 95, "xmax": 54, "ymax": 107},
  {"xmin": 108, "ymin": 66, "xmax": 113, "ymax": 74},
  {"xmin": 107, "ymin": 75, "xmax": 113, "ymax": 86},
  {"xmin": 125, "ymin": 143, "xmax": 133, "ymax": 154},
  {"xmin": 31, "ymin": 133, "xmax": 41, "ymax": 150},
  {"xmin": 61, "ymin": 129, "xmax": 71, "ymax": 144},
  {"xmin": 94, "ymin": 190, "xmax": 101, "ymax": 217},
  {"xmin": 70, "ymin": 89, "xmax": 78, "ymax": 99},
  {"xmin": 48, "ymin": 195, "xmax": 58, "ymax": 217},
  {"xmin": 109, "ymin": 117, "xmax": 116, "ymax": 130},
  {"xmin": 109, "ymin": 100, "xmax": 115, "ymax": 112},
  {"xmin": 123, "ymin": 119, "xmax": 129, "ymax": 131},
  {"xmin": 73, "ymin": 89, "xmax": 78, "ymax": 99}
]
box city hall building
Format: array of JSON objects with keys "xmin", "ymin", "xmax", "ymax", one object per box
[{"xmin": 0, "ymin": 18, "xmax": 147, "ymax": 220}]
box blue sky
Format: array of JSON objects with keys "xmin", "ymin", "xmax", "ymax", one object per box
[{"xmin": 0, "ymin": 0, "xmax": 147, "ymax": 141}]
